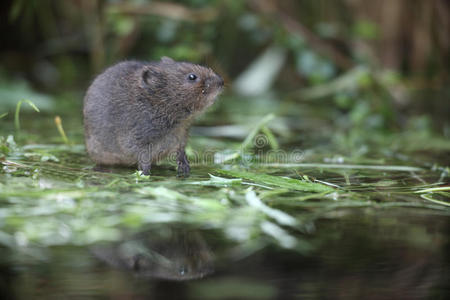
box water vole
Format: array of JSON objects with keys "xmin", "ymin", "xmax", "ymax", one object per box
[{"xmin": 83, "ymin": 57, "xmax": 224, "ymax": 176}]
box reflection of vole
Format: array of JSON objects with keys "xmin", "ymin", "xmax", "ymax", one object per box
[
  {"xmin": 83, "ymin": 57, "xmax": 224, "ymax": 176},
  {"xmin": 91, "ymin": 228, "xmax": 214, "ymax": 281}
]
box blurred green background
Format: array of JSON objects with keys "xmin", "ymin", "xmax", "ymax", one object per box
[{"xmin": 0, "ymin": 0, "xmax": 449, "ymax": 155}]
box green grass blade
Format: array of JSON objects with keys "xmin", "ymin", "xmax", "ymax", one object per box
[
  {"xmin": 419, "ymin": 194, "xmax": 450, "ymax": 207},
  {"xmin": 215, "ymin": 169, "xmax": 335, "ymax": 193},
  {"xmin": 14, "ymin": 99, "xmax": 40, "ymax": 132},
  {"xmin": 246, "ymin": 189, "xmax": 298, "ymax": 226},
  {"xmin": 415, "ymin": 186, "xmax": 450, "ymax": 193},
  {"xmin": 54, "ymin": 116, "xmax": 70, "ymax": 145},
  {"xmin": 261, "ymin": 163, "xmax": 424, "ymax": 172},
  {"xmin": 261, "ymin": 125, "xmax": 279, "ymax": 150},
  {"xmin": 14, "ymin": 100, "xmax": 22, "ymax": 131},
  {"xmin": 24, "ymin": 99, "xmax": 40, "ymax": 112},
  {"xmin": 241, "ymin": 113, "xmax": 275, "ymax": 150}
]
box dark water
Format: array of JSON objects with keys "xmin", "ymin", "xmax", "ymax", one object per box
[{"xmin": 1, "ymin": 209, "xmax": 448, "ymax": 299}]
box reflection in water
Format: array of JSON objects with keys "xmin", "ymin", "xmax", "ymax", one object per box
[
  {"xmin": 91, "ymin": 226, "xmax": 214, "ymax": 281},
  {"xmin": 0, "ymin": 211, "xmax": 447, "ymax": 299},
  {"xmin": 222, "ymin": 212, "xmax": 449, "ymax": 299}
]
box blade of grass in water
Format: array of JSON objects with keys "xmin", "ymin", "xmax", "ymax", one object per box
[
  {"xmin": 215, "ymin": 169, "xmax": 335, "ymax": 193},
  {"xmin": 14, "ymin": 99, "xmax": 40, "ymax": 132},
  {"xmin": 187, "ymin": 173, "xmax": 242, "ymax": 187},
  {"xmin": 246, "ymin": 189, "xmax": 298, "ymax": 227},
  {"xmin": 54, "ymin": 116, "xmax": 70, "ymax": 145},
  {"xmin": 415, "ymin": 186, "xmax": 450, "ymax": 193},
  {"xmin": 215, "ymin": 114, "xmax": 278, "ymax": 163},
  {"xmin": 419, "ymin": 194, "xmax": 450, "ymax": 207},
  {"xmin": 414, "ymin": 186, "xmax": 450, "ymax": 207},
  {"xmin": 261, "ymin": 163, "xmax": 424, "ymax": 172},
  {"xmin": 241, "ymin": 113, "xmax": 276, "ymax": 150}
]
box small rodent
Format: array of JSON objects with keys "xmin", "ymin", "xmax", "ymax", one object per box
[{"xmin": 83, "ymin": 56, "xmax": 224, "ymax": 176}]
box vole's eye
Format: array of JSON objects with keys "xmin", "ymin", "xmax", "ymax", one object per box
[{"xmin": 188, "ymin": 74, "xmax": 197, "ymax": 81}]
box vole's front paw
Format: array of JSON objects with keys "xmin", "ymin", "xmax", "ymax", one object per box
[
  {"xmin": 177, "ymin": 162, "xmax": 190, "ymax": 178},
  {"xmin": 139, "ymin": 163, "xmax": 151, "ymax": 176},
  {"xmin": 176, "ymin": 149, "xmax": 190, "ymax": 177}
]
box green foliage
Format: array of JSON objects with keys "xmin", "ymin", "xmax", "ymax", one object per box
[
  {"xmin": 415, "ymin": 186, "xmax": 450, "ymax": 207},
  {"xmin": 353, "ymin": 20, "xmax": 379, "ymax": 40},
  {"xmin": 14, "ymin": 99, "xmax": 40, "ymax": 132},
  {"xmin": 215, "ymin": 169, "xmax": 335, "ymax": 193},
  {"xmin": 188, "ymin": 174, "xmax": 242, "ymax": 187},
  {"xmin": 295, "ymin": 50, "xmax": 336, "ymax": 84},
  {"xmin": 0, "ymin": 135, "xmax": 16, "ymax": 158}
]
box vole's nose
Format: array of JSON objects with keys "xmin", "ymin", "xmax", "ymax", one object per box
[{"xmin": 206, "ymin": 75, "xmax": 224, "ymax": 89}]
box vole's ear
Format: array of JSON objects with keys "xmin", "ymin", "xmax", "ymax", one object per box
[
  {"xmin": 141, "ymin": 68, "xmax": 157, "ymax": 88},
  {"xmin": 161, "ymin": 56, "xmax": 174, "ymax": 63}
]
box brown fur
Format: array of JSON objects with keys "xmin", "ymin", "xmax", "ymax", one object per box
[{"xmin": 83, "ymin": 57, "xmax": 224, "ymax": 176}]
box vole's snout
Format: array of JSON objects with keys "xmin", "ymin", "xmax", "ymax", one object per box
[
  {"xmin": 204, "ymin": 75, "xmax": 224, "ymax": 94},
  {"xmin": 217, "ymin": 75, "xmax": 224, "ymax": 87}
]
